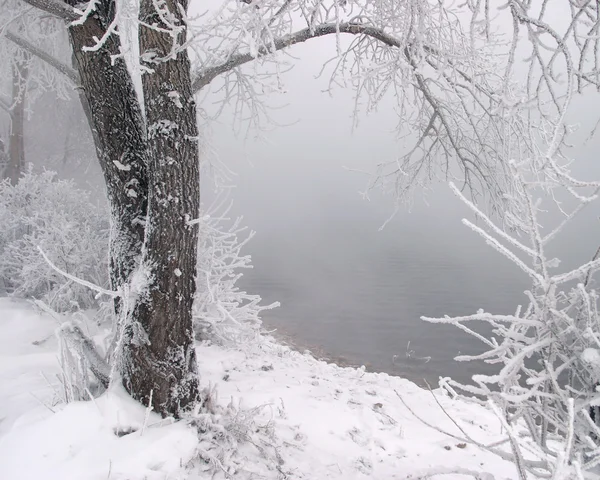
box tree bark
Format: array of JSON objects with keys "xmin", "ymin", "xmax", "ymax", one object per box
[
  {"xmin": 5, "ymin": 56, "xmax": 29, "ymax": 184},
  {"xmin": 67, "ymin": 12, "xmax": 148, "ymax": 296},
  {"xmin": 122, "ymin": 0, "xmax": 201, "ymax": 416},
  {"xmin": 63, "ymin": 0, "xmax": 200, "ymax": 417}
]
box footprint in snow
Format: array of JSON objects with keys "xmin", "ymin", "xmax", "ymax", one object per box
[
  {"xmin": 355, "ymin": 456, "xmax": 373, "ymax": 475},
  {"xmin": 348, "ymin": 427, "xmax": 369, "ymax": 447}
]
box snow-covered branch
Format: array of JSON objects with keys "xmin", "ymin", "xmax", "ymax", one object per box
[
  {"xmin": 4, "ymin": 30, "xmax": 79, "ymax": 84},
  {"xmin": 192, "ymin": 21, "xmax": 402, "ymax": 92},
  {"xmin": 424, "ymin": 160, "xmax": 600, "ymax": 477},
  {"xmin": 18, "ymin": 0, "xmax": 79, "ymax": 21},
  {"xmin": 194, "ymin": 189, "xmax": 279, "ymax": 347}
]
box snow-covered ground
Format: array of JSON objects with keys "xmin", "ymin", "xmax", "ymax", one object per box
[{"xmin": 0, "ymin": 298, "xmax": 517, "ymax": 479}]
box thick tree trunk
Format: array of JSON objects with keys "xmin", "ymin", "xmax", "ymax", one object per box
[
  {"xmin": 67, "ymin": 14, "xmax": 148, "ymax": 295},
  {"xmin": 5, "ymin": 57, "xmax": 28, "ymax": 184},
  {"xmin": 62, "ymin": 0, "xmax": 200, "ymax": 417},
  {"xmin": 122, "ymin": 0, "xmax": 201, "ymax": 416}
]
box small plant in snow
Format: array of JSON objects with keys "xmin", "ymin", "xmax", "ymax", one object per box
[
  {"xmin": 191, "ymin": 386, "xmax": 286, "ymax": 479},
  {"xmin": 57, "ymin": 321, "xmax": 110, "ymax": 402},
  {"xmin": 194, "ymin": 189, "xmax": 279, "ymax": 347},
  {"xmin": 0, "ymin": 169, "xmax": 109, "ymax": 311}
]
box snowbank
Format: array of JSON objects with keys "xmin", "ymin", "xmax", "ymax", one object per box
[{"xmin": 0, "ymin": 299, "xmax": 517, "ymax": 479}]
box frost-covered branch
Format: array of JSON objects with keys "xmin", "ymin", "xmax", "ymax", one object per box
[
  {"xmin": 4, "ymin": 30, "xmax": 79, "ymax": 84},
  {"xmin": 0, "ymin": 2, "xmax": 76, "ymax": 108},
  {"xmin": 192, "ymin": 22, "xmax": 402, "ymax": 92},
  {"xmin": 187, "ymin": 1, "xmax": 519, "ymax": 210},
  {"xmin": 188, "ymin": 0, "xmax": 600, "ymax": 218},
  {"xmin": 18, "ymin": 0, "xmax": 79, "ymax": 21},
  {"xmin": 424, "ymin": 159, "xmax": 600, "ymax": 477},
  {"xmin": 194, "ymin": 189, "xmax": 279, "ymax": 347},
  {"xmin": 37, "ymin": 245, "xmax": 117, "ymax": 298}
]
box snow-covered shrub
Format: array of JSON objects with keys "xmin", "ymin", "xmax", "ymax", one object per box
[
  {"xmin": 0, "ymin": 169, "xmax": 109, "ymax": 310},
  {"xmin": 193, "ymin": 190, "xmax": 278, "ymax": 347},
  {"xmin": 57, "ymin": 321, "xmax": 110, "ymax": 402},
  {"xmin": 423, "ymin": 165, "xmax": 600, "ymax": 478},
  {"xmin": 191, "ymin": 389, "xmax": 285, "ymax": 478}
]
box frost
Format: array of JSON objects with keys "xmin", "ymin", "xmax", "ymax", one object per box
[
  {"xmin": 194, "ymin": 190, "xmax": 278, "ymax": 347},
  {"xmin": 423, "ymin": 160, "xmax": 600, "ymax": 479},
  {"xmin": 112, "ymin": 160, "xmax": 131, "ymax": 171},
  {"xmin": 582, "ymin": 348, "xmax": 600, "ymax": 366},
  {"xmin": 0, "ymin": 170, "xmax": 109, "ymax": 311},
  {"xmin": 167, "ymin": 91, "xmax": 183, "ymax": 108}
]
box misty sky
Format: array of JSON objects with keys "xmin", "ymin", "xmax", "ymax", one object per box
[
  {"xmin": 205, "ymin": 37, "xmax": 600, "ymax": 268},
  {"xmin": 195, "ymin": 34, "xmax": 600, "ymax": 378}
]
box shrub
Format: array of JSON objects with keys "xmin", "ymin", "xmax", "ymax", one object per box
[
  {"xmin": 424, "ymin": 173, "xmax": 600, "ymax": 479},
  {"xmin": 194, "ymin": 191, "xmax": 278, "ymax": 347},
  {"xmin": 0, "ymin": 169, "xmax": 109, "ymax": 310}
]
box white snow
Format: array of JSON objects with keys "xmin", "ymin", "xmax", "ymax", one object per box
[
  {"xmin": 582, "ymin": 348, "xmax": 600, "ymax": 366},
  {"xmin": 0, "ymin": 299, "xmax": 518, "ymax": 479},
  {"xmin": 112, "ymin": 160, "xmax": 132, "ymax": 171},
  {"xmin": 168, "ymin": 91, "xmax": 183, "ymax": 108}
]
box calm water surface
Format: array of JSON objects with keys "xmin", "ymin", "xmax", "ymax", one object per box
[
  {"xmin": 224, "ymin": 136, "xmax": 599, "ymax": 390},
  {"xmin": 212, "ymin": 52, "xmax": 600, "ymax": 389},
  {"xmin": 237, "ymin": 214, "xmax": 532, "ymax": 388}
]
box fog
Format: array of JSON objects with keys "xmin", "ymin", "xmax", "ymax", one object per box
[
  {"xmin": 16, "ymin": 35, "xmax": 600, "ymax": 387},
  {"xmin": 196, "ymin": 39, "xmax": 600, "ymax": 385}
]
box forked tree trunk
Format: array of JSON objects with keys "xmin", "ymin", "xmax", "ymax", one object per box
[
  {"xmin": 67, "ymin": 13, "xmax": 149, "ymax": 296},
  {"xmin": 5, "ymin": 56, "xmax": 29, "ymax": 184},
  {"xmin": 122, "ymin": 0, "xmax": 201, "ymax": 416}
]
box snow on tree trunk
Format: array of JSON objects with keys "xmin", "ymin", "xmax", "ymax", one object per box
[
  {"xmin": 121, "ymin": 0, "xmax": 201, "ymax": 417},
  {"xmin": 67, "ymin": 14, "xmax": 148, "ymax": 298}
]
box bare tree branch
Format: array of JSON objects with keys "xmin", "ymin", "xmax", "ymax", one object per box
[
  {"xmin": 192, "ymin": 22, "xmax": 401, "ymax": 93},
  {"xmin": 5, "ymin": 30, "xmax": 79, "ymax": 84},
  {"xmin": 18, "ymin": 0, "xmax": 79, "ymax": 22}
]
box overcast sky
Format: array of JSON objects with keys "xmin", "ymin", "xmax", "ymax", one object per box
[
  {"xmin": 202, "ymin": 33, "xmax": 600, "ymax": 261},
  {"xmin": 19, "ymin": 1, "xmax": 600, "ymax": 375}
]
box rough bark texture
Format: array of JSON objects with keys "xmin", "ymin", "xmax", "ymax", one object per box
[
  {"xmin": 5, "ymin": 57, "xmax": 29, "ymax": 184},
  {"xmin": 67, "ymin": 8, "xmax": 148, "ymax": 294},
  {"xmin": 51, "ymin": 0, "xmax": 201, "ymax": 417},
  {"xmin": 122, "ymin": 0, "xmax": 201, "ymax": 417}
]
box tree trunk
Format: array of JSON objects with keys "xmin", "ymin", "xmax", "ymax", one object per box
[
  {"xmin": 63, "ymin": 0, "xmax": 200, "ymax": 417},
  {"xmin": 122, "ymin": 0, "xmax": 201, "ymax": 416},
  {"xmin": 5, "ymin": 56, "xmax": 29, "ymax": 184},
  {"xmin": 67, "ymin": 14, "xmax": 148, "ymax": 296}
]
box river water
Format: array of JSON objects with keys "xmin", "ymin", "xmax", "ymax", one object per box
[
  {"xmin": 221, "ymin": 140, "xmax": 599, "ymax": 390},
  {"xmin": 224, "ymin": 158, "xmax": 547, "ymax": 388},
  {"xmin": 213, "ymin": 69, "xmax": 600, "ymax": 390},
  {"xmin": 237, "ymin": 208, "xmax": 531, "ymax": 388}
]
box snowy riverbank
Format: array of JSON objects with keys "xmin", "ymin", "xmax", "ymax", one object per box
[{"xmin": 0, "ymin": 298, "xmax": 517, "ymax": 479}]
